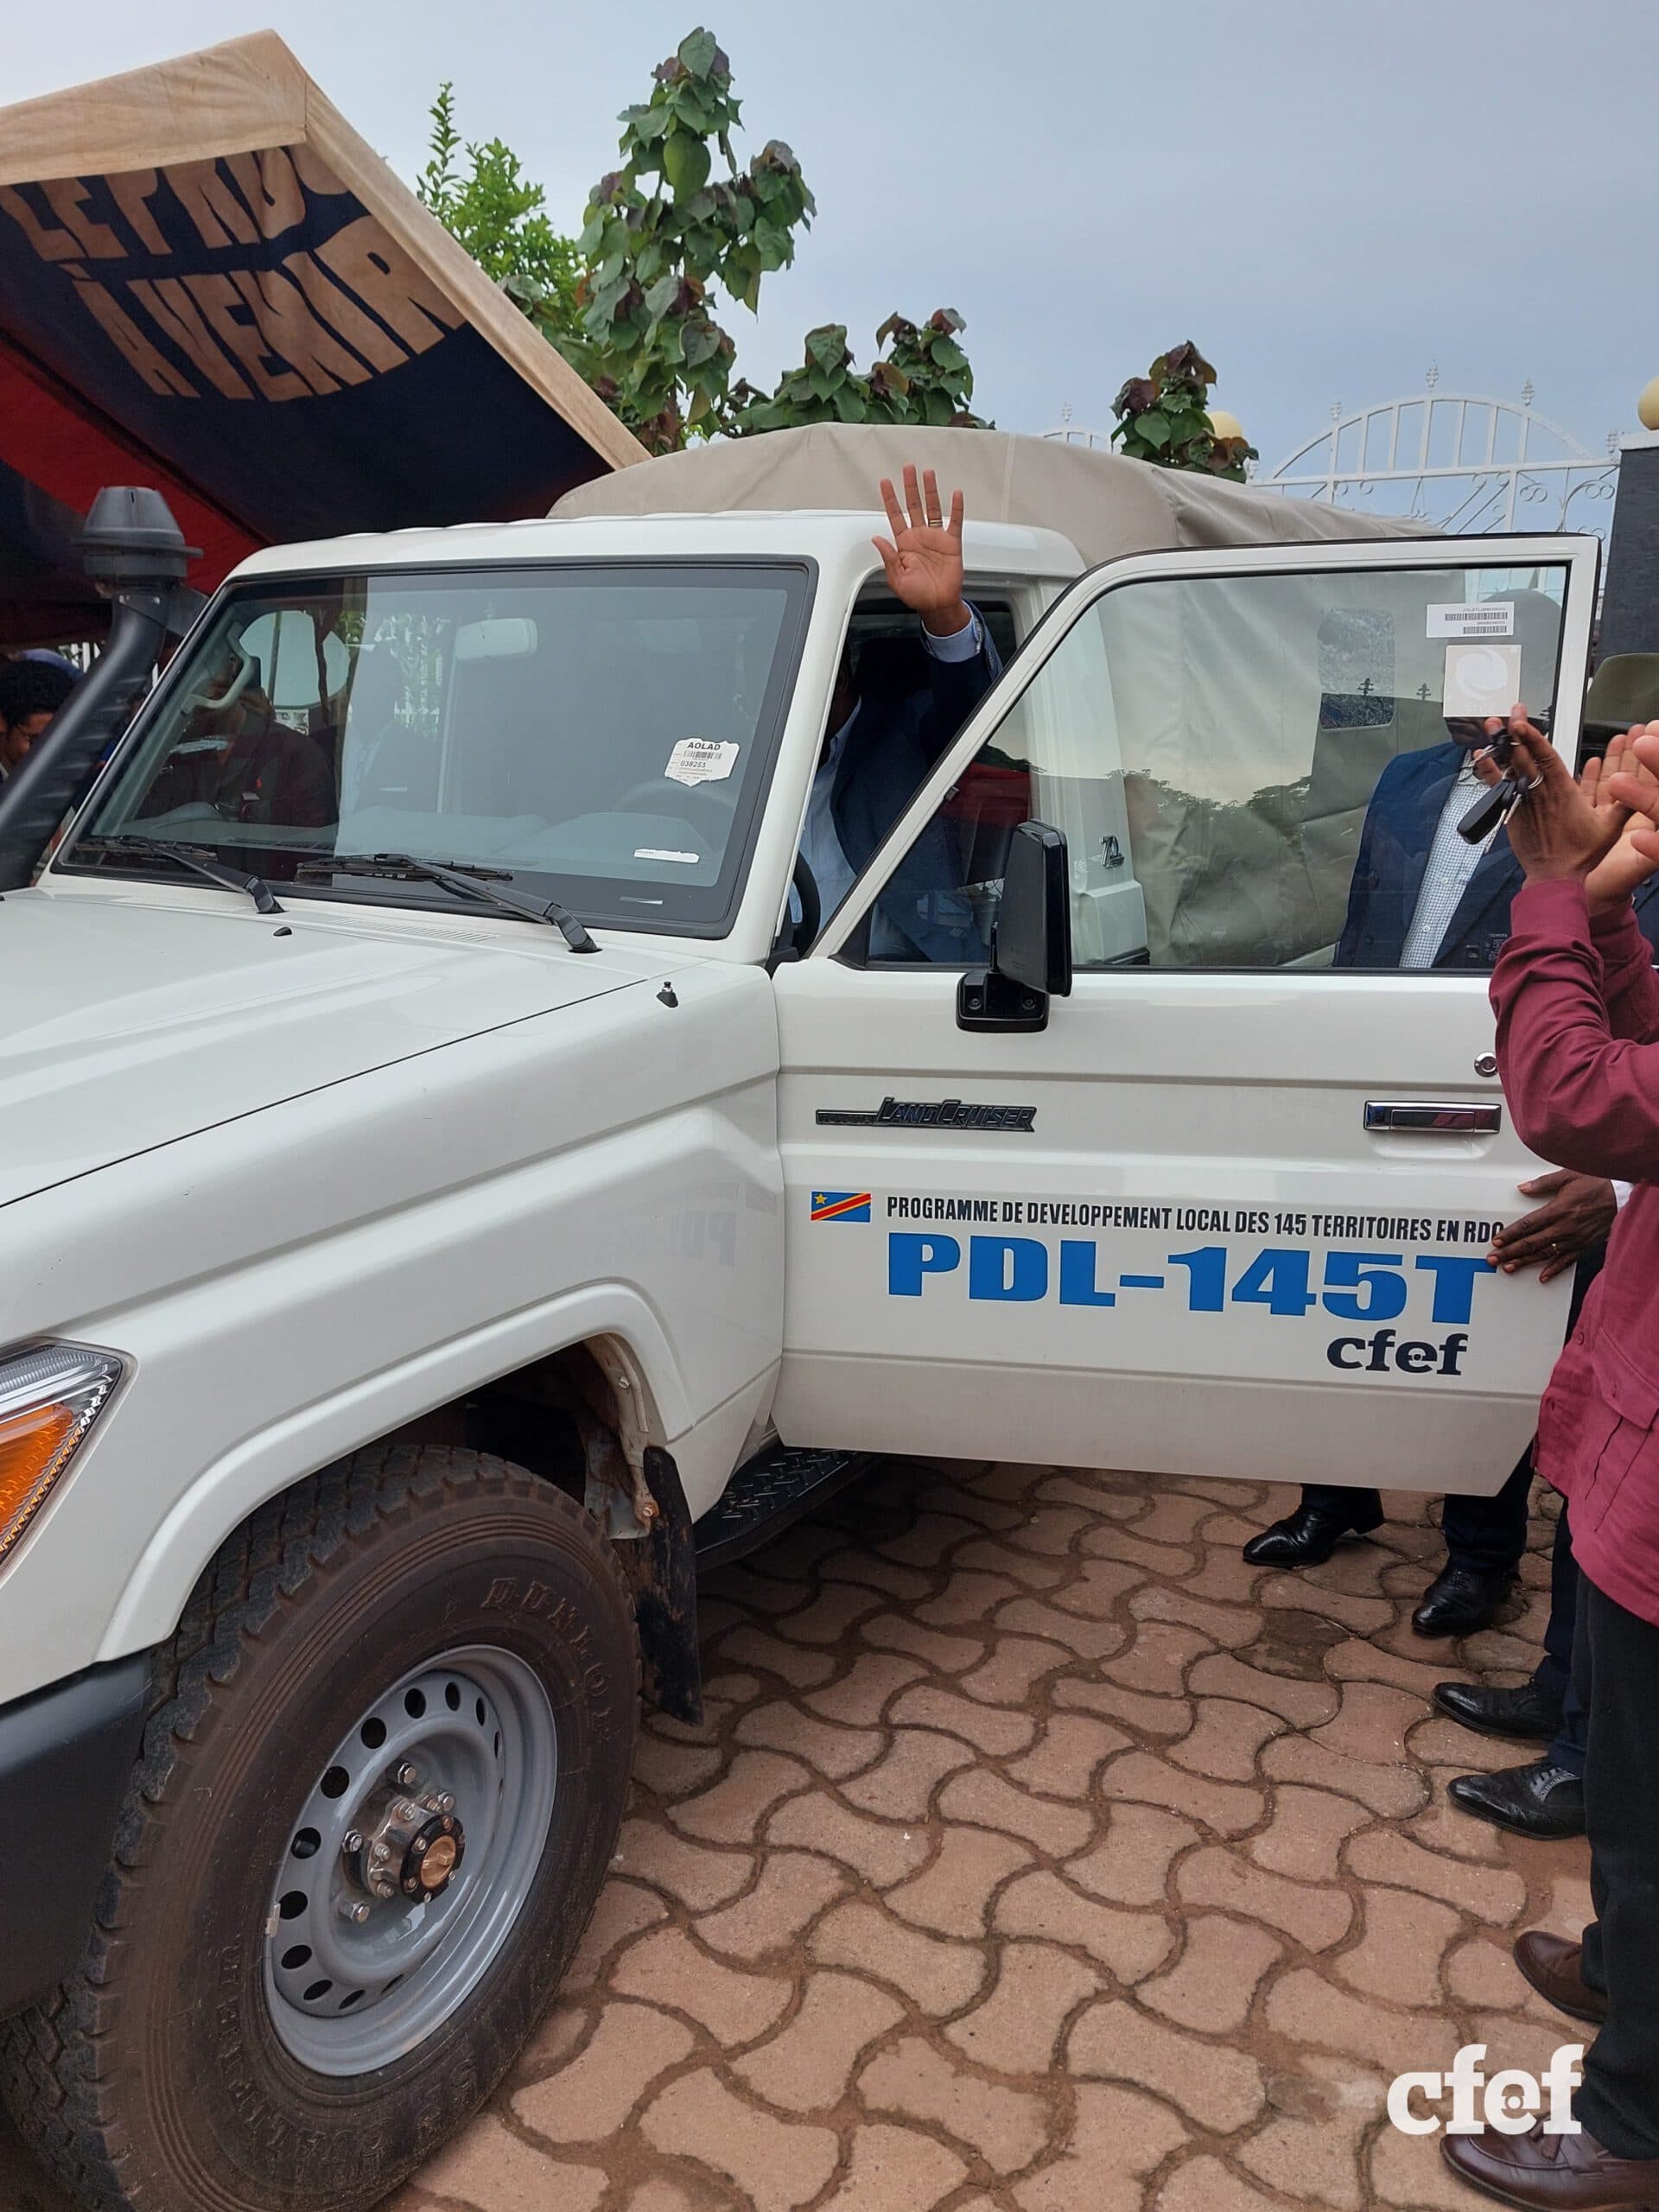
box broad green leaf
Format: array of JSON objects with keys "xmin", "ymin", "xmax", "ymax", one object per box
[
  {"xmin": 683, "ymin": 320, "xmax": 724, "ymax": 366},
  {"xmin": 643, "ymin": 272, "xmax": 679, "ymax": 320},
  {"xmin": 663, "ymin": 130, "xmax": 712, "ymax": 200},
  {"xmin": 805, "ymin": 323, "xmax": 848, "ymax": 370},
  {"xmin": 678, "ymin": 27, "xmax": 721, "ymax": 76}
]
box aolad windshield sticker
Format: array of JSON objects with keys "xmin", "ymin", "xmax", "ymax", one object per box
[
  {"xmin": 664, "ymin": 737, "xmax": 740, "ymax": 785},
  {"xmin": 811, "ymin": 1191, "xmax": 1509, "ymax": 1382}
]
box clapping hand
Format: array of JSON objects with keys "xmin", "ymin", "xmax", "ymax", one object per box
[
  {"xmin": 873, "ymin": 466, "xmax": 973, "ymax": 639},
  {"xmin": 1576, "ymin": 725, "xmax": 1659, "ymax": 911},
  {"xmin": 1599, "ymin": 722, "xmax": 1659, "ymax": 897}
]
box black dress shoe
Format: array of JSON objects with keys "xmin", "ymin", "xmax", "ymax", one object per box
[
  {"xmin": 1443, "ymin": 2116, "xmax": 1659, "ymax": 2207},
  {"xmin": 1413, "ymin": 1564, "xmax": 1514, "ymax": 1637},
  {"xmin": 1513, "ymin": 1930, "xmax": 1608, "ymax": 2026},
  {"xmin": 1448, "ymin": 1758, "xmax": 1586, "ymax": 1840},
  {"xmin": 1243, "ymin": 1501, "xmax": 1382, "ymax": 1567},
  {"xmin": 1432, "ymin": 1677, "xmax": 1564, "ymax": 1742}
]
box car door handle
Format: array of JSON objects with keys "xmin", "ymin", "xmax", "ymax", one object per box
[{"xmin": 1363, "ymin": 1100, "xmax": 1503, "ymax": 1135}]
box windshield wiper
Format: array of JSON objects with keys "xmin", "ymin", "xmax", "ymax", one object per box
[
  {"xmin": 76, "ymin": 836, "xmax": 283, "ymax": 915},
  {"xmin": 296, "ymin": 851, "xmax": 598, "ymax": 952}
]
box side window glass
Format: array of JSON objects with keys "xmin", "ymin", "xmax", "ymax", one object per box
[{"xmin": 866, "ymin": 563, "xmax": 1570, "ymax": 974}]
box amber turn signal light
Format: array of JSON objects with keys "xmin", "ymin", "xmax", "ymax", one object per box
[{"xmin": 0, "ymin": 1344, "xmax": 124, "ymax": 1564}]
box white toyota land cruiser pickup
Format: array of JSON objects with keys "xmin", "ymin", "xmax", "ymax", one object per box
[{"xmin": 0, "ymin": 428, "xmax": 1599, "ymax": 2211}]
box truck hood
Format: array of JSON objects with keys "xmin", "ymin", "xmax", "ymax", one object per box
[{"xmin": 0, "ymin": 890, "xmax": 655, "ymax": 1210}]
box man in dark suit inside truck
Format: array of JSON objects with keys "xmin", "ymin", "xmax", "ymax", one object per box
[{"xmin": 797, "ymin": 465, "xmax": 999, "ymax": 962}]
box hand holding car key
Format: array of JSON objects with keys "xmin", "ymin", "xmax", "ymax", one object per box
[
  {"xmin": 1465, "ymin": 710, "xmax": 1659, "ymax": 911},
  {"xmin": 1458, "ymin": 709, "xmax": 1550, "ymax": 845}
]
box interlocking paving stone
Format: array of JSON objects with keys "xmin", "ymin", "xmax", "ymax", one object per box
[
  {"xmin": 693, "ymin": 1849, "xmax": 851, "ymax": 1961},
  {"xmin": 639, "ymin": 2072, "xmax": 839, "ymax": 2211},
  {"xmin": 512, "ymin": 2001, "xmax": 693, "ymax": 2140},
  {"xmin": 991, "ymin": 1866, "xmax": 1174, "ymax": 1980},
  {"xmin": 1011, "ymin": 2082, "xmax": 1188, "ymax": 2212},
  {"xmin": 838, "ymin": 1727, "xmax": 977, "ymax": 1819},
  {"xmin": 857, "ymin": 2037, "xmax": 1050, "ymax": 2171},
  {"xmin": 941, "ymin": 1940, "xmax": 1101, "ymax": 2071},
  {"xmin": 1068, "ymin": 1996, "xmax": 1267, "ymax": 2130},
  {"xmin": 808, "ymin": 1897, "xmax": 990, "ymax": 2012},
  {"xmin": 731, "ymin": 1972, "xmax": 904, "ymax": 2112},
  {"xmin": 611, "ymin": 1926, "xmax": 792, "ymax": 2044},
  {"xmin": 0, "ymin": 1466, "xmax": 1586, "ymax": 2212},
  {"xmin": 1136, "ymin": 1911, "xmax": 1284, "ymax": 2031}
]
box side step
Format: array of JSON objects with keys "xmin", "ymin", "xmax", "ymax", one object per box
[{"xmin": 694, "ymin": 1445, "xmax": 874, "ymax": 1571}]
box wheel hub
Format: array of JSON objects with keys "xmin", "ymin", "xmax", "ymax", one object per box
[{"xmin": 346, "ymin": 1772, "xmax": 466, "ymax": 1904}]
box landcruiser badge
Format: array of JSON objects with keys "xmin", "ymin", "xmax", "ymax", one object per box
[{"xmin": 816, "ymin": 1097, "xmax": 1036, "ymax": 1132}]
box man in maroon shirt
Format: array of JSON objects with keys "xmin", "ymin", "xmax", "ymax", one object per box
[{"xmin": 1443, "ymin": 715, "xmax": 1659, "ymax": 2208}]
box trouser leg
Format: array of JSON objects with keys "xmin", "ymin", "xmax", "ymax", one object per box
[
  {"xmin": 1438, "ymin": 1448, "xmax": 1534, "ymax": 1574},
  {"xmin": 1575, "ymin": 1586, "xmax": 1605, "ymax": 1997},
  {"xmin": 1295, "ymin": 1483, "xmax": 1382, "ymax": 1527},
  {"xmin": 1535, "ymin": 1504, "xmax": 1586, "ymax": 1775},
  {"xmin": 1573, "ymin": 1573, "xmax": 1659, "ymax": 2160}
]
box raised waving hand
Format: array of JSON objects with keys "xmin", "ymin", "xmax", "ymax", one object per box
[{"xmin": 872, "ymin": 465, "xmax": 973, "ymax": 639}]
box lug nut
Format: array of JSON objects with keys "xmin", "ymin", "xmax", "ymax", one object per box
[
  {"xmin": 342, "ymin": 1830, "xmax": 364, "ymax": 1855},
  {"xmin": 338, "ymin": 1897, "xmax": 372, "ymax": 1925},
  {"xmin": 436, "ymin": 1792, "xmax": 455, "ymax": 1815},
  {"xmin": 394, "ymin": 1761, "xmax": 420, "ymax": 1788}
]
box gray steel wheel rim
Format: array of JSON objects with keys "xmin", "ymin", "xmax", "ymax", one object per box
[{"xmin": 263, "ymin": 1644, "xmax": 557, "ymax": 2075}]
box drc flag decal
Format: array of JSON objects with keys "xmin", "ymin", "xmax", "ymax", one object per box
[{"xmin": 810, "ymin": 1191, "xmax": 872, "ymax": 1224}]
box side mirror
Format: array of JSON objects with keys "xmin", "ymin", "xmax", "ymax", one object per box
[{"xmin": 957, "ymin": 820, "xmax": 1073, "ymax": 1033}]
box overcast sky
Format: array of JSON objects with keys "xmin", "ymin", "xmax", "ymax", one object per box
[{"xmin": 7, "ymin": 0, "xmax": 1656, "ymax": 471}]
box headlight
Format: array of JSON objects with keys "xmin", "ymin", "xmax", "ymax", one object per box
[{"xmin": 0, "ymin": 1343, "xmax": 124, "ymax": 1564}]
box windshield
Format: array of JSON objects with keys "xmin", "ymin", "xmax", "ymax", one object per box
[{"xmin": 67, "ymin": 561, "xmax": 813, "ymax": 934}]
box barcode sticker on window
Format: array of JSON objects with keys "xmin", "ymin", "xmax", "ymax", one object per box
[
  {"xmin": 665, "ymin": 738, "xmax": 740, "ymax": 785},
  {"xmin": 1427, "ymin": 603, "xmax": 1515, "ymax": 639}
]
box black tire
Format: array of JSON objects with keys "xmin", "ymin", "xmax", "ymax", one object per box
[{"xmin": 0, "ymin": 1445, "xmax": 639, "ymax": 2212}]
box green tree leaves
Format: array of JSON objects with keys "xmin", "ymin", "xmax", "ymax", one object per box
[
  {"xmin": 1110, "ymin": 340, "xmax": 1256, "ymax": 480},
  {"xmin": 724, "ymin": 308, "xmax": 984, "ymax": 437},
  {"xmin": 417, "ymin": 33, "xmax": 982, "ymax": 453},
  {"xmin": 416, "ymin": 85, "xmax": 581, "ymax": 323}
]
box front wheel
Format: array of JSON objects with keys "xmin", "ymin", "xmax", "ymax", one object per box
[{"xmin": 1, "ymin": 1445, "xmax": 639, "ymax": 2212}]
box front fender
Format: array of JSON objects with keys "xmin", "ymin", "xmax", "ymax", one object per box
[{"xmin": 99, "ymin": 1284, "xmax": 690, "ymax": 1659}]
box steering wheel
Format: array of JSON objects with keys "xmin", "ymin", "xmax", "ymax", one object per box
[
  {"xmin": 790, "ymin": 851, "xmax": 820, "ymax": 955},
  {"xmin": 615, "ymin": 774, "xmax": 738, "ymax": 845},
  {"xmin": 181, "ymin": 639, "xmax": 259, "ymax": 721},
  {"xmin": 783, "ymin": 844, "xmax": 827, "ymax": 960}
]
